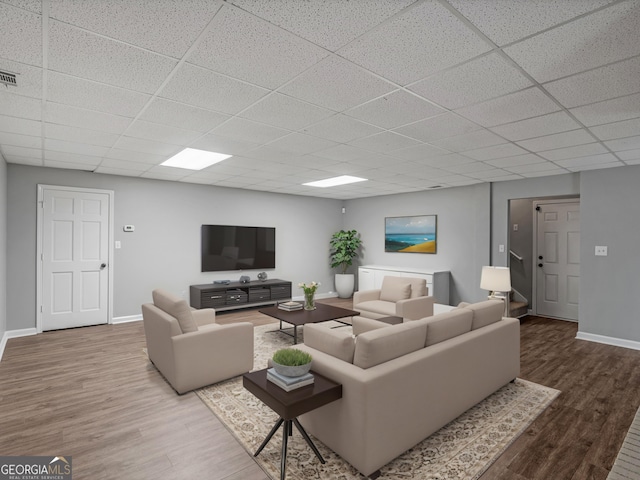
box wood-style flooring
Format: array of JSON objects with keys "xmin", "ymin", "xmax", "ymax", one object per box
[{"xmin": 1, "ymin": 298, "xmax": 639, "ymax": 479}]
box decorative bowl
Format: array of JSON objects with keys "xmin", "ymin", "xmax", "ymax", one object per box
[{"xmin": 272, "ymin": 360, "xmax": 311, "ymax": 378}]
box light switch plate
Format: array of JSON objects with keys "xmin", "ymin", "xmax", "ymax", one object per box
[
  {"xmin": 595, "ymin": 246, "xmax": 608, "ymax": 256},
  {"xmin": 499, "ymin": 244, "xmax": 505, "ymax": 253}
]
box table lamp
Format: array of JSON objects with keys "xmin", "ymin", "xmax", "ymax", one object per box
[{"xmin": 480, "ymin": 266, "xmax": 511, "ymax": 316}]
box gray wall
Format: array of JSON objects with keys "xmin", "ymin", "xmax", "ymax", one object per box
[
  {"xmin": 579, "ymin": 165, "xmax": 640, "ymax": 342},
  {"xmin": 7, "ymin": 165, "xmax": 343, "ymax": 330},
  {"xmin": 344, "ymin": 183, "xmax": 491, "ymax": 305},
  {"xmin": 0, "ymin": 156, "xmax": 6, "ymax": 339}
]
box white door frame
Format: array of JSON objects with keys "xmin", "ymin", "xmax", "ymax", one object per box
[
  {"xmin": 36, "ymin": 185, "xmax": 115, "ymax": 333},
  {"xmin": 532, "ymin": 197, "xmax": 580, "ymax": 320}
]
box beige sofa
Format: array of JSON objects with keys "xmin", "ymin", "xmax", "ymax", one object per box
[
  {"xmin": 353, "ymin": 275, "xmax": 435, "ymax": 320},
  {"xmin": 295, "ymin": 299, "xmax": 520, "ymax": 478},
  {"xmin": 142, "ymin": 289, "xmax": 253, "ymax": 394}
]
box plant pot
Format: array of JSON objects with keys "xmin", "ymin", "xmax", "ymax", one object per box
[
  {"xmin": 272, "ymin": 360, "xmax": 312, "ymax": 378},
  {"xmin": 335, "ymin": 273, "xmax": 355, "ymax": 299}
]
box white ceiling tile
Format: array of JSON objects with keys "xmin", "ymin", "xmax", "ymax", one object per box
[
  {"xmin": 47, "ymin": 72, "xmax": 150, "ymax": 117},
  {"xmin": 419, "ymin": 153, "xmax": 476, "ymax": 169},
  {"xmin": 45, "ymin": 123, "xmax": 119, "ymax": 147},
  {"xmin": 485, "ymin": 154, "xmax": 546, "ymax": 168},
  {"xmin": 519, "ymin": 168, "xmax": 570, "ymax": 178},
  {"xmin": 394, "ymin": 113, "xmax": 482, "ymax": 143},
  {"xmin": 104, "ymin": 148, "xmax": 167, "ymax": 164},
  {"xmin": 313, "ymin": 144, "xmax": 371, "ymax": 162},
  {"xmin": 489, "ymin": 111, "xmax": 581, "ymax": 141},
  {"xmin": 2, "ymin": 145, "xmax": 41, "ymax": 159},
  {"xmin": 590, "ymin": 118, "xmax": 640, "ymax": 141},
  {"xmin": 141, "ymin": 167, "xmax": 189, "ymax": 181},
  {"xmin": 604, "ymin": 135, "xmax": 640, "ymax": 153},
  {"xmin": 349, "ymin": 131, "xmax": 421, "ymax": 153},
  {"xmin": 0, "ymin": 3, "xmax": 41, "ymax": 66},
  {"xmin": 4, "ymin": 154, "xmax": 42, "ymax": 166},
  {"xmin": 544, "ymin": 56, "xmax": 640, "ymax": 109},
  {"xmin": 3, "ymin": 0, "xmax": 42, "ymax": 14},
  {"xmin": 188, "ymin": 5, "xmax": 328, "ymax": 90},
  {"xmin": 345, "ymin": 90, "xmax": 445, "ymax": 129},
  {"xmin": 565, "ymin": 161, "xmax": 623, "ymax": 172},
  {"xmin": 125, "ymin": 120, "xmax": 201, "ymax": 145},
  {"xmin": 339, "ymin": 1, "xmax": 491, "ymax": 85},
  {"xmin": 189, "ymin": 133, "xmax": 260, "ymax": 156},
  {"xmin": 468, "ymin": 170, "xmax": 522, "ymax": 181},
  {"xmin": 455, "ymin": 87, "xmax": 560, "ymax": 127},
  {"xmin": 98, "ymin": 158, "xmax": 153, "ymax": 172},
  {"xmin": 139, "ymin": 98, "xmax": 230, "ymax": 133},
  {"xmin": 45, "ymin": 103, "xmax": 132, "ymax": 134},
  {"xmin": 505, "ymin": 161, "xmax": 565, "ymax": 174},
  {"xmin": 210, "ymin": 118, "xmax": 289, "ymax": 144},
  {"xmin": 239, "ymin": 93, "xmax": 334, "ymax": 130},
  {"xmin": 449, "ymin": 0, "xmax": 614, "ymax": 46},
  {"xmin": 45, "ymin": 138, "xmax": 108, "ymax": 157},
  {"xmin": 0, "ymin": 131, "xmax": 41, "ymax": 149},
  {"xmin": 0, "ymin": 59, "xmax": 41, "ymax": 98},
  {"xmin": 160, "ymin": 63, "xmax": 269, "ymax": 115},
  {"xmin": 389, "ymin": 143, "xmax": 450, "ymax": 162},
  {"xmin": 350, "ymin": 153, "xmax": 401, "ymax": 168},
  {"xmin": 44, "ymin": 150, "xmax": 101, "ymax": 165},
  {"xmin": 570, "ymin": 92, "xmax": 640, "ymax": 127},
  {"xmin": 429, "ymin": 128, "xmax": 506, "ymax": 152},
  {"xmin": 266, "ymin": 133, "xmax": 339, "ymax": 155},
  {"xmin": 229, "ymin": 0, "xmax": 415, "ymax": 51},
  {"xmin": 49, "ymin": 0, "xmax": 223, "ymax": 58},
  {"xmin": 540, "ymin": 142, "xmax": 608, "ymax": 161},
  {"xmin": 462, "ymin": 143, "xmax": 528, "ymax": 161},
  {"xmin": 409, "ymin": 53, "xmax": 532, "ymax": 109},
  {"xmin": 242, "ymin": 146, "xmax": 301, "ymax": 163},
  {"xmin": 555, "ymin": 153, "xmax": 619, "ymax": 168},
  {"xmin": 48, "ymin": 21, "xmax": 178, "ymax": 94},
  {"xmin": 440, "ymin": 161, "xmax": 494, "ymax": 175},
  {"xmin": 516, "ymin": 129, "xmax": 596, "ymax": 152},
  {"xmin": 0, "ymin": 91, "xmax": 41, "ymax": 120},
  {"xmin": 113, "ymin": 136, "xmax": 180, "ymax": 156},
  {"xmin": 279, "ymin": 56, "xmax": 394, "ymax": 111},
  {"xmin": 618, "ymin": 149, "xmax": 640, "ymax": 162},
  {"xmin": 504, "ymin": 1, "xmax": 640, "ymax": 83},
  {"xmin": 300, "ymin": 115, "xmax": 383, "ymax": 143},
  {"xmin": 43, "ymin": 159, "xmax": 98, "ymax": 171},
  {"xmin": 0, "ymin": 115, "xmax": 40, "ymax": 136}
]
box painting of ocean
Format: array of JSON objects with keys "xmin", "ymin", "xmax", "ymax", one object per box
[{"xmin": 385, "ymin": 215, "xmax": 437, "ymax": 253}]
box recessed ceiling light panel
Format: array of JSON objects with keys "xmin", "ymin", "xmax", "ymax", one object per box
[
  {"xmin": 303, "ymin": 175, "xmax": 368, "ymax": 188},
  {"xmin": 161, "ymin": 148, "xmax": 231, "ymax": 170}
]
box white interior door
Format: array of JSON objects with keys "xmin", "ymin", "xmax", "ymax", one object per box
[
  {"xmin": 535, "ymin": 202, "xmax": 580, "ymax": 321},
  {"xmin": 39, "ymin": 186, "xmax": 112, "ymax": 331}
]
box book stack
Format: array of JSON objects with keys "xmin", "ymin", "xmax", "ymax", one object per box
[
  {"xmin": 278, "ymin": 301, "xmax": 303, "ymax": 311},
  {"xmin": 267, "ymin": 368, "xmax": 314, "ymax": 392}
]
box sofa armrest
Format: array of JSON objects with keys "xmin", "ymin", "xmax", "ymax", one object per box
[
  {"xmin": 192, "ymin": 308, "xmax": 216, "ymax": 327},
  {"xmin": 352, "ymin": 316, "xmax": 391, "ymax": 336},
  {"xmin": 353, "ymin": 289, "xmax": 381, "ymax": 305},
  {"xmin": 396, "ymin": 295, "xmax": 435, "ymax": 320}
]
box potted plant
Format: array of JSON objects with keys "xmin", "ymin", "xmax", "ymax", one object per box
[
  {"xmin": 272, "ymin": 348, "xmax": 313, "ymax": 377},
  {"xmin": 330, "ymin": 229, "xmax": 363, "ymax": 298}
]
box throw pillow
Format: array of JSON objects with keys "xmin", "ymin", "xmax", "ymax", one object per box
[
  {"xmin": 353, "ymin": 321, "xmax": 427, "ymax": 369},
  {"xmin": 465, "ymin": 300, "xmax": 504, "ymax": 330},
  {"xmin": 152, "ymin": 289, "xmax": 198, "ymax": 334},
  {"xmin": 304, "ymin": 324, "xmax": 355, "ymax": 363}
]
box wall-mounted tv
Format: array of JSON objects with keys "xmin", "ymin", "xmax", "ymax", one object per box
[{"xmin": 201, "ymin": 224, "xmax": 276, "ymax": 272}]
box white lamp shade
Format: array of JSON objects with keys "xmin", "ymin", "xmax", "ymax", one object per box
[{"xmin": 480, "ymin": 266, "xmax": 511, "ymax": 292}]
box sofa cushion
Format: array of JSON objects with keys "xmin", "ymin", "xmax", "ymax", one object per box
[
  {"xmin": 379, "ymin": 277, "xmax": 411, "ymax": 302},
  {"xmin": 354, "ymin": 300, "xmax": 397, "ymax": 317},
  {"xmin": 465, "ymin": 299, "xmax": 504, "ymax": 330},
  {"xmin": 304, "ymin": 324, "xmax": 355, "ymax": 363},
  {"xmin": 152, "ymin": 289, "xmax": 198, "ymax": 334},
  {"xmin": 353, "ymin": 321, "xmax": 427, "ymax": 369},
  {"xmin": 406, "ymin": 277, "xmax": 428, "ymax": 298},
  {"xmin": 424, "ymin": 309, "xmax": 473, "ymax": 346}
]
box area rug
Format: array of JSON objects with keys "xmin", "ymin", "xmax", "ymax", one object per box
[
  {"xmin": 607, "ymin": 405, "xmax": 640, "ymax": 480},
  {"xmin": 196, "ymin": 323, "xmax": 560, "ymax": 480}
]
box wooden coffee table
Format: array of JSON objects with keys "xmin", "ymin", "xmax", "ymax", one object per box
[
  {"xmin": 259, "ymin": 303, "xmax": 359, "ymax": 344},
  {"xmin": 243, "ymin": 368, "xmax": 342, "ymax": 480}
]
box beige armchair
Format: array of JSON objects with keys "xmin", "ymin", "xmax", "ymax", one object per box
[
  {"xmin": 353, "ymin": 276, "xmax": 434, "ymax": 321},
  {"xmin": 142, "ymin": 289, "xmax": 254, "ymax": 394}
]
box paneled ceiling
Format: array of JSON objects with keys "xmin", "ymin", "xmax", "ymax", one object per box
[{"xmin": 1, "ymin": 0, "xmax": 639, "ymax": 199}]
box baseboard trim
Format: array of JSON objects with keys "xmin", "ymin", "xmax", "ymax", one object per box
[
  {"xmin": 576, "ymin": 331, "xmax": 640, "ymax": 352},
  {"xmin": 0, "ymin": 328, "xmax": 38, "ymax": 362},
  {"xmin": 112, "ymin": 314, "xmax": 143, "ymax": 324}
]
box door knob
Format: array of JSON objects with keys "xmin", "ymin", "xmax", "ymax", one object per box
[
  {"xmin": 538, "ymin": 255, "xmax": 543, "ymax": 260},
  {"xmin": 538, "ymin": 263, "xmax": 543, "ymax": 268},
  {"xmin": 100, "ymin": 263, "xmax": 107, "ymax": 269}
]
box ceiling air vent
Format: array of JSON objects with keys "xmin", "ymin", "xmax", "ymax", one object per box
[{"xmin": 0, "ymin": 71, "xmax": 17, "ymax": 87}]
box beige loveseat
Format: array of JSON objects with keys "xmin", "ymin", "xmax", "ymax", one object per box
[
  {"xmin": 142, "ymin": 289, "xmax": 253, "ymax": 394},
  {"xmin": 353, "ymin": 275, "xmax": 435, "ymax": 320},
  {"xmin": 295, "ymin": 299, "xmax": 519, "ymax": 478}
]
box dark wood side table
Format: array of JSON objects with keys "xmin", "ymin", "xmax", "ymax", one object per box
[{"xmin": 243, "ymin": 369, "xmax": 342, "ymax": 480}]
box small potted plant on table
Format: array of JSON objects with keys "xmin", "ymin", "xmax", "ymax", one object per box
[{"xmin": 272, "ymin": 348, "xmax": 312, "ymax": 377}]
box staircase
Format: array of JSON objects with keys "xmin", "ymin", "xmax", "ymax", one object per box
[{"xmin": 508, "ymin": 291, "xmax": 529, "ymax": 318}]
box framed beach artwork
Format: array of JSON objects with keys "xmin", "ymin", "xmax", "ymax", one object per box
[{"xmin": 385, "ymin": 215, "xmax": 437, "ymax": 254}]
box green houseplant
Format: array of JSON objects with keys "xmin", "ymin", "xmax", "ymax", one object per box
[
  {"xmin": 330, "ymin": 229, "xmax": 363, "ymax": 298},
  {"xmin": 272, "ymin": 348, "xmax": 312, "ymax": 377}
]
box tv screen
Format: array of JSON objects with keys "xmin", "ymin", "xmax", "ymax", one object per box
[{"xmin": 201, "ymin": 225, "xmax": 276, "ymax": 272}]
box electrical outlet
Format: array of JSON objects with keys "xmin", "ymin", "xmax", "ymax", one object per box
[{"xmin": 595, "ymin": 246, "xmax": 608, "ymax": 256}]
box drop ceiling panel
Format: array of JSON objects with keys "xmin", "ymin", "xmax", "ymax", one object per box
[
  {"xmin": 0, "ymin": 131, "xmax": 41, "ymax": 149},
  {"xmin": 0, "ymin": 3, "xmax": 41, "ymax": 66},
  {"xmin": 49, "ymin": 0, "xmax": 223, "ymax": 58},
  {"xmin": 239, "ymin": 93, "xmax": 334, "ymax": 130},
  {"xmin": 506, "ymin": 161, "xmax": 566, "ymax": 174},
  {"xmin": 48, "ymin": 21, "xmax": 178, "ymax": 93},
  {"xmin": 429, "ymin": 128, "xmax": 506, "ymax": 152},
  {"xmin": 189, "ymin": 133, "xmax": 260, "ymax": 155},
  {"xmin": 389, "ymin": 143, "xmax": 450, "ymax": 162},
  {"xmin": 210, "ymin": 117, "xmax": 289, "ymax": 144},
  {"xmin": 44, "ymin": 159, "xmax": 98, "ymax": 171},
  {"xmin": 394, "ymin": 113, "xmax": 482, "ymax": 143},
  {"xmin": 104, "ymin": 148, "xmax": 167, "ymax": 165},
  {"xmin": 0, "ymin": 91, "xmax": 42, "ymax": 120},
  {"xmin": 618, "ymin": 149, "xmax": 640, "ymax": 162},
  {"xmin": 0, "ymin": 115, "xmax": 40, "ymax": 137},
  {"xmin": 45, "ymin": 123, "xmax": 120, "ymax": 147},
  {"xmin": 45, "ymin": 138, "xmax": 108, "ymax": 157},
  {"xmin": 45, "ymin": 150, "xmax": 102, "ymax": 165},
  {"xmin": 555, "ymin": 153, "xmax": 619, "ymax": 168},
  {"xmin": 188, "ymin": 5, "xmax": 328, "ymax": 90},
  {"xmin": 540, "ymin": 143, "xmax": 608, "ymax": 161},
  {"xmin": 266, "ymin": 133, "xmax": 339, "ymax": 156},
  {"xmin": 339, "ymin": 1, "xmax": 491, "ymax": 85},
  {"xmin": 420, "ymin": 153, "xmax": 476, "ymax": 169},
  {"xmin": 300, "ymin": 115, "xmax": 383, "ymax": 144},
  {"xmin": 45, "ymin": 103, "xmax": 132, "ymax": 134},
  {"xmin": 313, "ymin": 144, "xmax": 371, "ymax": 162},
  {"xmin": 462, "ymin": 143, "xmax": 528, "ymax": 161},
  {"xmin": 490, "ymin": 111, "xmax": 581, "ymax": 142},
  {"xmin": 516, "ymin": 129, "xmax": 596, "ymax": 152},
  {"xmin": 113, "ymin": 136, "xmax": 180, "ymax": 156},
  {"xmin": 345, "ymin": 90, "xmax": 446, "ymax": 129},
  {"xmin": 485, "ymin": 154, "xmax": 547, "ymax": 168},
  {"xmin": 570, "ymin": 93, "xmax": 640, "ymax": 126},
  {"xmin": 605, "ymin": 135, "xmax": 640, "ymax": 153},
  {"xmin": 98, "ymin": 158, "xmax": 155, "ymax": 172},
  {"xmin": 1, "ymin": 145, "xmax": 42, "ymax": 160},
  {"xmin": 139, "ymin": 98, "xmax": 230, "ymax": 133},
  {"xmin": 279, "ymin": 56, "xmax": 395, "ymax": 111},
  {"xmin": 455, "ymin": 87, "xmax": 560, "ymax": 127},
  {"xmin": 504, "ymin": 1, "xmax": 640, "ymax": 83},
  {"xmin": 0, "ymin": 59, "xmax": 41, "ymax": 98},
  {"xmin": 590, "ymin": 118, "xmax": 640, "ymax": 141},
  {"xmin": 159, "ymin": 63, "xmax": 269, "ymax": 114},
  {"xmin": 125, "ymin": 120, "xmax": 202, "ymax": 145},
  {"xmin": 349, "ymin": 131, "xmax": 421, "ymax": 154},
  {"xmin": 409, "ymin": 53, "xmax": 532, "ymax": 110}
]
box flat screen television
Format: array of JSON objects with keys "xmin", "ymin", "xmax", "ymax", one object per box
[{"xmin": 201, "ymin": 224, "xmax": 275, "ymax": 272}]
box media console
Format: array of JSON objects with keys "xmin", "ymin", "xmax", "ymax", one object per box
[{"xmin": 190, "ymin": 279, "xmax": 292, "ymax": 312}]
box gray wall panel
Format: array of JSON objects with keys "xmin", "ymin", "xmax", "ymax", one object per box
[{"xmin": 0, "ymin": 156, "xmax": 6, "ymax": 338}]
